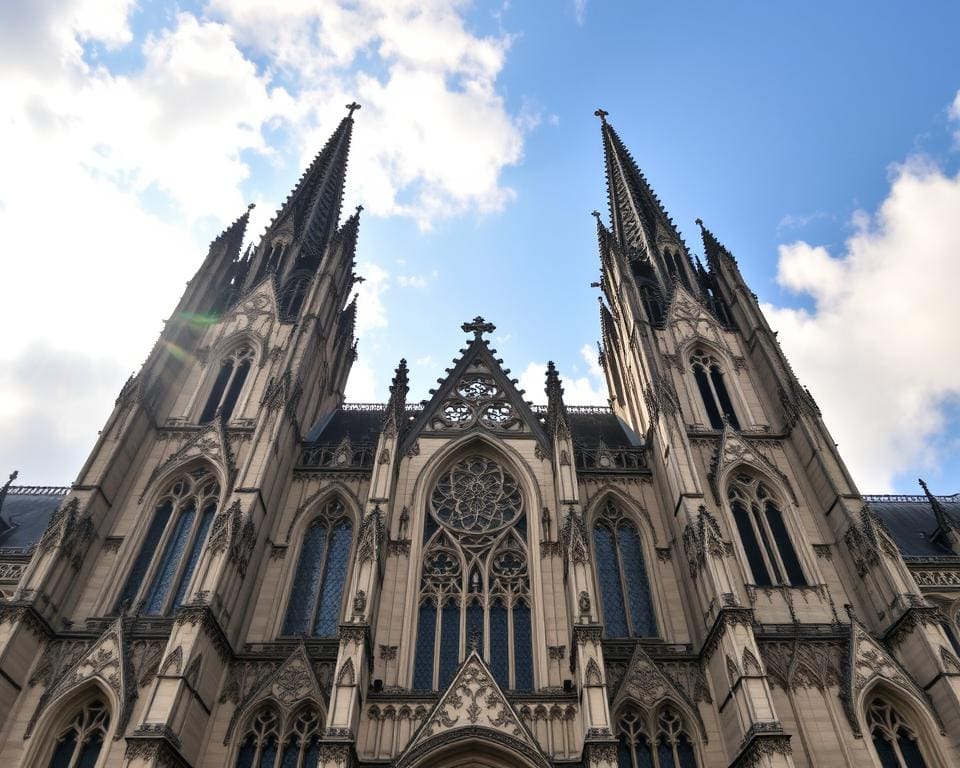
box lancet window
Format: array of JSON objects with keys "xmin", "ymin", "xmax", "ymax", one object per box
[
  {"xmin": 593, "ymin": 500, "xmax": 657, "ymax": 638},
  {"xmin": 235, "ymin": 705, "xmax": 323, "ymax": 768},
  {"xmin": 200, "ymin": 345, "xmax": 254, "ymax": 423},
  {"xmin": 280, "ymin": 275, "xmax": 310, "ymax": 318},
  {"xmin": 866, "ymin": 697, "xmax": 929, "ymax": 768},
  {"xmin": 282, "ymin": 498, "xmax": 353, "ymax": 637},
  {"xmin": 116, "ymin": 468, "xmax": 219, "ymax": 615},
  {"xmin": 616, "ymin": 704, "xmax": 698, "ymax": 768},
  {"xmin": 728, "ymin": 474, "xmax": 805, "ymax": 587},
  {"xmin": 689, "ymin": 350, "xmax": 739, "ymax": 430},
  {"xmin": 46, "ymin": 698, "xmax": 110, "ymax": 768},
  {"xmin": 413, "ymin": 456, "xmax": 533, "ymax": 691}
]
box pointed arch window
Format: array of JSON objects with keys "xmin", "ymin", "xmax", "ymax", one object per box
[
  {"xmin": 116, "ymin": 468, "xmax": 219, "ymax": 615},
  {"xmin": 280, "ymin": 275, "xmax": 310, "ymax": 319},
  {"xmin": 866, "ymin": 697, "xmax": 930, "ymax": 768},
  {"xmin": 728, "ymin": 474, "xmax": 805, "ymax": 587},
  {"xmin": 200, "ymin": 345, "xmax": 254, "ymax": 423},
  {"xmin": 616, "ymin": 705, "xmax": 699, "ymax": 768},
  {"xmin": 690, "ymin": 351, "xmax": 739, "ymax": 430},
  {"xmin": 413, "ymin": 456, "xmax": 533, "ymax": 691},
  {"xmin": 282, "ymin": 499, "xmax": 353, "ymax": 637},
  {"xmin": 235, "ymin": 705, "xmax": 322, "ymax": 768},
  {"xmin": 593, "ymin": 500, "xmax": 657, "ymax": 638},
  {"xmin": 46, "ymin": 698, "xmax": 110, "ymax": 768},
  {"xmin": 639, "ymin": 283, "xmax": 666, "ymax": 325}
]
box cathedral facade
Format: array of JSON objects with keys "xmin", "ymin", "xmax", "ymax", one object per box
[{"xmin": 2, "ymin": 105, "xmax": 960, "ymax": 768}]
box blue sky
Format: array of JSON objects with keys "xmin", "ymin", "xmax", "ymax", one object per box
[{"xmin": 1, "ymin": 1, "xmax": 959, "ymax": 493}]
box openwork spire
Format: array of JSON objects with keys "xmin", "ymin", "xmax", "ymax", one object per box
[
  {"xmin": 596, "ymin": 109, "xmax": 683, "ymax": 256},
  {"xmin": 212, "ymin": 203, "xmax": 253, "ymax": 255},
  {"xmin": 264, "ymin": 102, "xmax": 359, "ymax": 264}
]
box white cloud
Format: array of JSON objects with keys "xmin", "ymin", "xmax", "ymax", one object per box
[
  {"xmin": 397, "ymin": 274, "xmax": 427, "ymax": 288},
  {"xmin": 951, "ymin": 89, "xmax": 960, "ymax": 143},
  {"xmin": 355, "ymin": 263, "xmax": 390, "ymax": 334},
  {"xmin": 764, "ymin": 157, "xmax": 960, "ymax": 491},
  {"xmin": 572, "ymin": 0, "xmax": 588, "ymax": 25},
  {"xmin": 518, "ymin": 353, "xmax": 608, "ymax": 408},
  {"xmin": 345, "ymin": 356, "xmax": 377, "ymax": 402},
  {"xmin": 210, "ymin": 0, "xmax": 528, "ymax": 228}
]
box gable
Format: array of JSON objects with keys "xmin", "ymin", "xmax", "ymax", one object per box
[
  {"xmin": 397, "ymin": 651, "xmax": 548, "ymax": 767},
  {"xmin": 401, "ymin": 329, "xmax": 548, "ymax": 454}
]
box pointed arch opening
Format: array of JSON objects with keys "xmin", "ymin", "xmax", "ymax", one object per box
[
  {"xmin": 116, "ymin": 465, "xmax": 220, "ymax": 615},
  {"xmin": 40, "ymin": 692, "xmax": 113, "ymax": 768},
  {"xmin": 412, "ymin": 451, "xmax": 534, "ymax": 692},
  {"xmin": 727, "ymin": 472, "xmax": 806, "ymax": 587},
  {"xmin": 200, "ymin": 344, "xmax": 255, "ymax": 423},
  {"xmin": 281, "ymin": 496, "xmax": 354, "ymax": 638},
  {"xmin": 591, "ymin": 498, "xmax": 658, "ymax": 639},
  {"xmin": 280, "ymin": 272, "xmax": 311, "ymax": 319},
  {"xmin": 689, "ymin": 349, "xmax": 739, "ymax": 430},
  {"xmin": 614, "ymin": 702, "xmax": 700, "ymax": 768},
  {"xmin": 864, "ymin": 694, "xmax": 936, "ymax": 768}
]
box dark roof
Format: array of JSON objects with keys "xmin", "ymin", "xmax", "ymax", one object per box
[
  {"xmin": 0, "ymin": 486, "xmax": 68, "ymax": 551},
  {"xmin": 305, "ymin": 407, "xmax": 387, "ymax": 444},
  {"xmin": 867, "ymin": 494, "xmax": 960, "ymax": 558},
  {"xmin": 568, "ymin": 410, "xmax": 642, "ymax": 447}
]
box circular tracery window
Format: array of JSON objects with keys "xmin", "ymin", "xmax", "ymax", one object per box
[
  {"xmin": 457, "ymin": 376, "xmax": 498, "ymax": 401},
  {"xmin": 431, "ymin": 456, "xmax": 522, "ymax": 533}
]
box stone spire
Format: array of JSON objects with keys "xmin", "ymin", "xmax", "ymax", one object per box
[
  {"xmin": 0, "ymin": 470, "xmax": 17, "ymax": 534},
  {"xmin": 383, "ymin": 358, "xmax": 409, "ymax": 436},
  {"xmin": 596, "ymin": 108, "xmax": 686, "ymax": 261},
  {"xmin": 249, "ymin": 102, "xmax": 360, "ymax": 285}
]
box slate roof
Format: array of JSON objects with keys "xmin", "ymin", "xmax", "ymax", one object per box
[
  {"xmin": 567, "ymin": 411, "xmax": 642, "ymax": 447},
  {"xmin": 867, "ymin": 493, "xmax": 960, "ymax": 558},
  {"xmin": 0, "ymin": 486, "xmax": 68, "ymax": 552}
]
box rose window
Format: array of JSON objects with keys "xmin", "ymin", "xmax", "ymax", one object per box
[
  {"xmin": 431, "ymin": 457, "xmax": 522, "ymax": 533},
  {"xmin": 481, "ymin": 403, "xmax": 513, "ymax": 424},
  {"xmin": 442, "ymin": 402, "xmax": 473, "ymax": 423}
]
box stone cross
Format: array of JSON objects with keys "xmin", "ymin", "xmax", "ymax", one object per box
[
  {"xmin": 594, "ymin": 108, "xmax": 608, "ymax": 122},
  {"xmin": 462, "ymin": 316, "xmax": 496, "ymax": 340},
  {"xmin": 346, "ymin": 101, "xmax": 361, "ymax": 118}
]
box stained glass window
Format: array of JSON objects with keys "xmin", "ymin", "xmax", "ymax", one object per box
[
  {"xmin": 416, "ymin": 454, "xmax": 533, "ymax": 691},
  {"xmin": 201, "ymin": 346, "xmax": 254, "ymax": 423},
  {"xmin": 594, "ymin": 501, "xmax": 656, "ymax": 638},
  {"xmin": 439, "ymin": 599, "xmax": 460, "ymax": 688},
  {"xmin": 867, "ymin": 698, "xmax": 929, "ymax": 768},
  {"xmin": 116, "ymin": 499, "xmax": 172, "ymax": 611},
  {"xmin": 47, "ymin": 699, "xmax": 109, "ymax": 768},
  {"xmin": 710, "ymin": 366, "xmax": 739, "ymax": 430},
  {"xmin": 281, "ymin": 500, "xmax": 352, "ymax": 638},
  {"xmin": 729, "ymin": 476, "xmax": 806, "ymax": 588},
  {"xmin": 125, "ymin": 469, "xmax": 220, "ymax": 616},
  {"xmin": 171, "ymin": 501, "xmax": 216, "ymax": 610},
  {"xmin": 413, "ymin": 601, "xmax": 436, "ymax": 690},
  {"xmin": 313, "ymin": 520, "xmax": 352, "ymax": 636},
  {"xmin": 144, "ymin": 504, "xmax": 195, "ymax": 614},
  {"xmin": 281, "ymin": 276, "xmax": 310, "ymax": 318},
  {"xmin": 594, "ymin": 524, "xmax": 628, "ymax": 636},
  {"xmin": 619, "ymin": 522, "xmax": 656, "ymax": 636},
  {"xmin": 490, "ymin": 599, "xmax": 509, "ymax": 689},
  {"xmin": 513, "ymin": 600, "xmax": 533, "ymax": 690}
]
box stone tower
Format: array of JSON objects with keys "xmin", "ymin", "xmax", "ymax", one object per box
[{"xmin": 1, "ymin": 106, "xmax": 959, "ymax": 768}]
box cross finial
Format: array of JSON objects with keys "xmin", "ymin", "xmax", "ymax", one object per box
[
  {"xmin": 591, "ymin": 210, "xmax": 601, "ymax": 219},
  {"xmin": 355, "ymin": 204, "xmax": 364, "ymax": 214},
  {"xmin": 461, "ymin": 316, "xmax": 496, "ymax": 340},
  {"xmin": 346, "ymin": 101, "xmax": 361, "ymax": 118},
  {"xmin": 594, "ymin": 108, "xmax": 608, "ymax": 123},
  {"xmin": 247, "ymin": 202, "xmax": 255, "ymax": 211}
]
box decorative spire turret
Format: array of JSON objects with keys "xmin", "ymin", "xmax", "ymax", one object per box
[
  {"xmin": 920, "ymin": 478, "xmax": 957, "ymax": 549},
  {"xmin": 0, "ymin": 470, "xmax": 17, "ymax": 534},
  {"xmin": 696, "ymin": 217, "xmax": 737, "ymax": 269},
  {"xmin": 383, "ymin": 358, "xmax": 409, "ymax": 436},
  {"xmin": 545, "ymin": 361, "xmax": 570, "ymax": 439}
]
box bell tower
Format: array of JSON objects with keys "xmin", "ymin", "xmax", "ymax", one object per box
[{"xmin": 592, "ymin": 109, "xmax": 960, "ymax": 767}]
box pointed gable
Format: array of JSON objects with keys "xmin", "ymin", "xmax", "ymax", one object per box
[
  {"xmin": 396, "ymin": 650, "xmax": 549, "ymax": 768},
  {"xmin": 141, "ymin": 419, "xmax": 236, "ymax": 500},
  {"xmin": 666, "ymin": 284, "xmax": 724, "ymax": 344},
  {"xmin": 707, "ymin": 423, "xmax": 796, "ymax": 506},
  {"xmin": 401, "ymin": 318, "xmax": 548, "ymax": 454}
]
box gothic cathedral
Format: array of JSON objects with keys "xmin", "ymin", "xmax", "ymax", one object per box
[{"xmin": 3, "ymin": 105, "xmax": 960, "ymax": 768}]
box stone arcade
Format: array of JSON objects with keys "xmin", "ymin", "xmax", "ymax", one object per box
[{"xmin": 2, "ymin": 106, "xmax": 960, "ymax": 768}]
